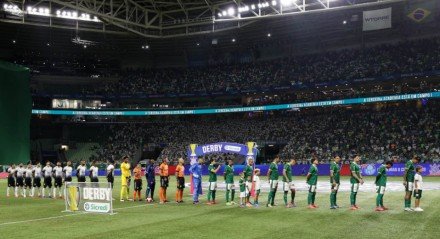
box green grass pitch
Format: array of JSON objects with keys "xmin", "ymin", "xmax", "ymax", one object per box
[{"xmin": 0, "ymin": 176, "xmax": 439, "ymax": 239}]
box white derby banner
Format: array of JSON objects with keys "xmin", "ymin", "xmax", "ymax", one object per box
[
  {"xmin": 363, "ymin": 8, "xmax": 392, "ymax": 31},
  {"xmin": 64, "ymin": 182, "xmax": 114, "ymax": 214}
]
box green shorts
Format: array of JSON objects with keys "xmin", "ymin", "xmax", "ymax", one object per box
[{"xmin": 413, "ymin": 190, "xmax": 422, "ymax": 199}]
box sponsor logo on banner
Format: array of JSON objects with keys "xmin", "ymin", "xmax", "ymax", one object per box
[
  {"xmin": 363, "ymin": 8, "xmax": 392, "ymax": 31},
  {"xmin": 224, "ymin": 145, "xmax": 241, "ymax": 152},
  {"xmin": 429, "ymin": 164, "xmax": 440, "ymax": 176},
  {"xmin": 84, "ymin": 202, "xmax": 110, "ymax": 213},
  {"xmin": 363, "ymin": 164, "xmax": 376, "ymax": 176}
]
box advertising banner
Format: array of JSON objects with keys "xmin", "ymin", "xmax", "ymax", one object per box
[
  {"xmin": 64, "ymin": 182, "xmax": 114, "ymax": 214},
  {"xmin": 363, "ymin": 8, "xmax": 392, "ymax": 31},
  {"xmin": 32, "ymin": 91, "xmax": 440, "ymax": 116},
  {"xmin": 183, "ymin": 163, "xmax": 440, "ymax": 177},
  {"xmin": 360, "ymin": 163, "xmax": 435, "ymax": 177}
]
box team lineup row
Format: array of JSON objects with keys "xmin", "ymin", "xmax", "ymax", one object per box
[{"xmin": 4, "ymin": 156, "xmax": 424, "ymax": 212}]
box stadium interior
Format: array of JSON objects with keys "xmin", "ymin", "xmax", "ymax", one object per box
[
  {"xmin": 1, "ymin": 0, "xmax": 440, "ymax": 238},
  {"xmin": 2, "ymin": 0, "xmax": 435, "ymax": 167}
]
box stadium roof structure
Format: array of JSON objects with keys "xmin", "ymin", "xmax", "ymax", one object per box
[{"xmin": 1, "ymin": 0, "xmax": 404, "ymax": 38}]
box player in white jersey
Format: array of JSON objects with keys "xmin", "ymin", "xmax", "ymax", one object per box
[
  {"xmin": 24, "ymin": 163, "xmax": 33, "ymax": 197},
  {"xmin": 106, "ymin": 161, "xmax": 115, "ymax": 188},
  {"xmin": 42, "ymin": 162, "xmax": 53, "ymax": 198},
  {"xmin": 53, "ymin": 162, "xmax": 64, "ymax": 198},
  {"xmin": 15, "ymin": 163, "xmax": 25, "ymax": 197},
  {"xmin": 413, "ymin": 166, "xmax": 424, "ymax": 212},
  {"xmin": 32, "ymin": 163, "xmax": 42, "ymax": 197},
  {"xmin": 6, "ymin": 164, "xmax": 16, "ymax": 197},
  {"xmin": 63, "ymin": 161, "xmax": 73, "ymax": 183},
  {"xmin": 253, "ymin": 168, "xmax": 261, "ymax": 207},
  {"xmin": 77, "ymin": 160, "xmax": 87, "ymax": 182},
  {"xmin": 89, "ymin": 161, "xmax": 99, "ymax": 187}
]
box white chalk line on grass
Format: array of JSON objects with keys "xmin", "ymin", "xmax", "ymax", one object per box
[{"xmin": 0, "ymin": 203, "xmax": 153, "ymax": 227}]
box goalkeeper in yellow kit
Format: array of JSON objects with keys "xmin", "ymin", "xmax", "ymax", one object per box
[{"xmin": 120, "ymin": 156, "xmax": 132, "ymax": 202}]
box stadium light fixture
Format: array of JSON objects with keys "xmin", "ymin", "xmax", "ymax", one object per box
[
  {"xmin": 232, "ymin": 38, "xmax": 236, "ymax": 42},
  {"xmin": 47, "ymin": 43, "xmax": 50, "ymax": 46},
  {"xmin": 83, "ymin": 45, "xmax": 87, "ymax": 49},
  {"xmin": 281, "ymin": 0, "xmax": 293, "ymax": 6},
  {"xmin": 12, "ymin": 40, "xmax": 16, "ymax": 44},
  {"xmin": 267, "ymin": 33, "xmax": 271, "ymax": 37},
  {"xmin": 251, "ymin": 4, "xmax": 256, "ymax": 10},
  {"xmin": 272, "ymin": 1, "xmax": 277, "ymax": 6},
  {"xmin": 3, "ymin": 3, "xmax": 23, "ymax": 14},
  {"xmin": 227, "ymin": 7, "xmax": 235, "ymax": 17},
  {"xmin": 343, "ymin": 20, "xmax": 347, "ymax": 24}
]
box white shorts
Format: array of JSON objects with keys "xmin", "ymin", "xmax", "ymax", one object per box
[
  {"xmin": 269, "ymin": 180, "xmax": 278, "ymax": 190},
  {"xmin": 351, "ymin": 183, "xmax": 359, "ymax": 193},
  {"xmin": 331, "ymin": 183, "xmax": 340, "ymax": 191},
  {"xmin": 376, "ymin": 186, "xmax": 386, "ymax": 194},
  {"xmin": 308, "ymin": 185, "xmax": 317, "ymax": 193},
  {"xmin": 406, "ymin": 182, "xmax": 414, "ymax": 191},
  {"xmin": 283, "ymin": 182, "xmax": 295, "ymax": 191},
  {"xmin": 240, "ymin": 191, "xmax": 246, "ymax": 198},
  {"xmin": 226, "ymin": 183, "xmax": 235, "ymax": 190},
  {"xmin": 209, "ymin": 182, "xmax": 217, "ymax": 191}
]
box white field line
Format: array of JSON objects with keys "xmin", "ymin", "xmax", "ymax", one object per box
[{"xmin": 0, "ymin": 203, "xmax": 152, "ymax": 226}]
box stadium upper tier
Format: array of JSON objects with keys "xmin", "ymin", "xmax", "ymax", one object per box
[{"xmin": 27, "ymin": 37, "xmax": 440, "ymax": 97}]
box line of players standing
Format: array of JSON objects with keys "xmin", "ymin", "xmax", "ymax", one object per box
[{"xmin": 6, "ymin": 160, "xmax": 109, "ymax": 198}]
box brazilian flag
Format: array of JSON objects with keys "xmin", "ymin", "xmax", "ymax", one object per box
[{"xmin": 406, "ymin": 0, "xmax": 436, "ymax": 23}]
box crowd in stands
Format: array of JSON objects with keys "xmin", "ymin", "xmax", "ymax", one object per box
[
  {"xmin": 21, "ymin": 37, "xmax": 440, "ymax": 96},
  {"xmin": 86, "ymin": 102, "xmax": 440, "ymax": 165},
  {"xmin": 87, "ymin": 37, "xmax": 440, "ymax": 96}
]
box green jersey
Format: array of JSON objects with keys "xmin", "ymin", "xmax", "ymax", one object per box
[
  {"xmin": 405, "ymin": 160, "xmax": 415, "ymax": 182},
  {"xmin": 243, "ymin": 165, "xmax": 253, "ymax": 181},
  {"xmin": 350, "ymin": 162, "xmax": 361, "ymax": 184},
  {"xmin": 376, "ymin": 164, "xmax": 387, "ymax": 186},
  {"xmin": 330, "ymin": 162, "xmax": 340, "ymax": 183},
  {"xmin": 282, "ymin": 163, "xmax": 292, "ymax": 182},
  {"xmin": 269, "ymin": 162, "xmax": 279, "ymax": 180},
  {"xmin": 208, "ymin": 164, "xmax": 217, "ymax": 182},
  {"xmin": 307, "ymin": 164, "xmax": 318, "ymax": 185},
  {"xmin": 224, "ymin": 165, "xmax": 234, "ymax": 183},
  {"xmin": 239, "ymin": 178, "xmax": 245, "ymax": 192}
]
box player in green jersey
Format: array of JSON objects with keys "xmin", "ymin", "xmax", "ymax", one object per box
[
  {"xmin": 207, "ymin": 158, "xmax": 221, "ymax": 205},
  {"xmin": 224, "ymin": 159, "xmax": 236, "ymax": 206},
  {"xmin": 306, "ymin": 157, "xmax": 319, "ymax": 209},
  {"xmin": 282, "ymin": 159, "xmax": 296, "ymax": 208},
  {"xmin": 329, "ymin": 156, "xmax": 341, "ymax": 209},
  {"xmin": 350, "ymin": 155, "xmax": 364, "ymax": 210},
  {"xmin": 375, "ymin": 161, "xmax": 393, "ymax": 211},
  {"xmin": 243, "ymin": 157, "xmax": 254, "ymax": 207},
  {"xmin": 266, "ymin": 156, "xmax": 280, "ymax": 208},
  {"xmin": 403, "ymin": 155, "xmax": 420, "ymax": 211}
]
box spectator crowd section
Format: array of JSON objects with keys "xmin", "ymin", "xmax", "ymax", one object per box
[
  {"xmin": 23, "ymin": 37, "xmax": 440, "ymax": 97},
  {"xmin": 55, "ymin": 101, "xmax": 440, "ymax": 166}
]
